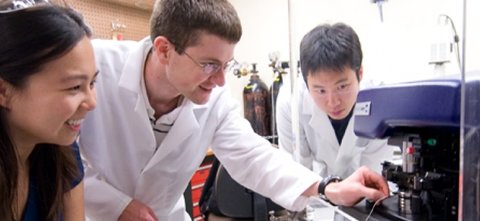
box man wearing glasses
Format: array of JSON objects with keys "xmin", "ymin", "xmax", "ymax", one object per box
[
  {"xmin": 276, "ymin": 23, "xmax": 395, "ymax": 179},
  {"xmin": 78, "ymin": 1, "xmax": 390, "ymax": 221}
]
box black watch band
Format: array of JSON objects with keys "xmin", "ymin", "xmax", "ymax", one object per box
[{"xmin": 318, "ymin": 175, "xmax": 343, "ymax": 198}]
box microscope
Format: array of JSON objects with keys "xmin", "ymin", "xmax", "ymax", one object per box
[{"xmin": 342, "ymin": 73, "xmax": 480, "ymax": 221}]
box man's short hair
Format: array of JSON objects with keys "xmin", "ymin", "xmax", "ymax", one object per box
[
  {"xmin": 300, "ymin": 22, "xmax": 362, "ymax": 84},
  {"xmin": 150, "ymin": 0, "xmax": 242, "ymax": 54}
]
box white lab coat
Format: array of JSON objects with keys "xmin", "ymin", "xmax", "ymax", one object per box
[
  {"xmin": 276, "ymin": 78, "xmax": 396, "ymax": 178},
  {"xmin": 79, "ymin": 38, "xmax": 321, "ymax": 221}
]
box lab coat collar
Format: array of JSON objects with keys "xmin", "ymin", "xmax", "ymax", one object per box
[{"xmin": 118, "ymin": 37, "xmax": 153, "ymax": 114}]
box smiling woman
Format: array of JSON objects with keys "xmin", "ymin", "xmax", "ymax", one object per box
[{"xmin": 0, "ymin": 2, "xmax": 96, "ymax": 221}]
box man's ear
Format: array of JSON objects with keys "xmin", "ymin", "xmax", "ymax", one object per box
[
  {"xmin": 357, "ymin": 66, "xmax": 364, "ymax": 82},
  {"xmin": 152, "ymin": 36, "xmax": 173, "ymax": 65},
  {"xmin": 0, "ymin": 78, "xmax": 13, "ymax": 108}
]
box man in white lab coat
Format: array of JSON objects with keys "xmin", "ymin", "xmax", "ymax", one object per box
[
  {"xmin": 79, "ymin": 1, "xmax": 390, "ymax": 221},
  {"xmin": 277, "ymin": 23, "xmax": 396, "ymax": 178}
]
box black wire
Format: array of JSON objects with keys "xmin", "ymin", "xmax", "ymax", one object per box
[{"xmin": 440, "ymin": 14, "xmax": 462, "ymax": 73}]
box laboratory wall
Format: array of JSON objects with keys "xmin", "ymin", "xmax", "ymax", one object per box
[
  {"xmin": 227, "ymin": 0, "xmax": 479, "ymax": 115},
  {"xmin": 69, "ymin": 0, "xmax": 150, "ymax": 40}
]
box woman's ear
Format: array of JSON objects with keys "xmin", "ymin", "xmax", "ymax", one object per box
[
  {"xmin": 152, "ymin": 36, "xmax": 173, "ymax": 65},
  {"xmin": 0, "ymin": 78, "xmax": 13, "ymax": 108}
]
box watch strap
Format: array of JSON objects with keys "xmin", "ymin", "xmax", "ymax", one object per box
[{"xmin": 318, "ymin": 175, "xmax": 343, "ymax": 199}]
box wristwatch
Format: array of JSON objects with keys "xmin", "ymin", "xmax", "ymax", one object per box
[{"xmin": 318, "ymin": 175, "xmax": 343, "ymax": 201}]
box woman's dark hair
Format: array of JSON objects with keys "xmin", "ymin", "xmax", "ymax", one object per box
[{"xmin": 0, "ymin": 4, "xmax": 91, "ymax": 221}]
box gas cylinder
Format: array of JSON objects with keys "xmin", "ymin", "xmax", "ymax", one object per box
[
  {"xmin": 243, "ymin": 64, "xmax": 273, "ymax": 141},
  {"xmin": 268, "ymin": 63, "xmax": 285, "ymax": 145}
]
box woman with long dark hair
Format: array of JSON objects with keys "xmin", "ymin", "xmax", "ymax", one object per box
[{"xmin": 0, "ymin": 1, "xmax": 97, "ymax": 220}]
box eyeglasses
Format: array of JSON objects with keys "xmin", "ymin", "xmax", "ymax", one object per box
[
  {"xmin": 0, "ymin": 0, "xmax": 48, "ymax": 13},
  {"xmin": 183, "ymin": 51, "xmax": 238, "ymax": 75}
]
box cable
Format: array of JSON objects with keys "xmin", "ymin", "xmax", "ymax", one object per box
[
  {"xmin": 439, "ymin": 14, "xmax": 462, "ymax": 73},
  {"xmin": 365, "ymin": 195, "xmax": 389, "ymax": 221}
]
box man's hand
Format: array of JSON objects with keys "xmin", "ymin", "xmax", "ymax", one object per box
[
  {"xmin": 118, "ymin": 199, "xmax": 159, "ymax": 221},
  {"xmin": 324, "ymin": 166, "xmax": 389, "ymax": 206}
]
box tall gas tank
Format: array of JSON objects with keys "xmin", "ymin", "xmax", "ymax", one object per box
[
  {"xmin": 243, "ymin": 63, "xmax": 272, "ymax": 141},
  {"xmin": 268, "ymin": 62, "xmax": 287, "ymax": 145}
]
